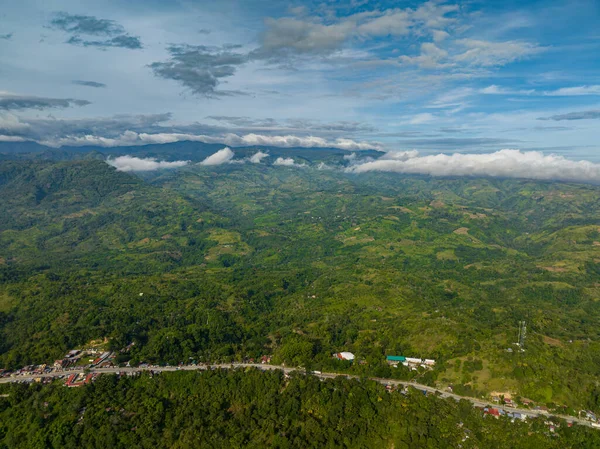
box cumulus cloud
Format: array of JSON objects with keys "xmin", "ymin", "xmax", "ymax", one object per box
[
  {"xmin": 380, "ymin": 150, "xmax": 420, "ymax": 160},
  {"xmin": 273, "ymin": 157, "xmax": 305, "ymax": 167},
  {"xmin": 132, "ymin": 132, "xmax": 379, "ymax": 151},
  {"xmin": 0, "ymin": 113, "xmax": 31, "ymax": 132},
  {"xmin": 257, "ymin": 17, "xmax": 355, "ymax": 58},
  {"xmin": 223, "ymin": 133, "xmax": 380, "ymax": 150},
  {"xmin": 254, "ymin": 2, "xmax": 457, "ymax": 60},
  {"xmin": 538, "ymin": 110, "xmax": 600, "ymax": 121},
  {"xmin": 200, "ymin": 147, "xmax": 235, "ymax": 166},
  {"xmin": 399, "ymin": 42, "xmax": 450, "ymax": 69},
  {"xmin": 0, "ymin": 92, "xmax": 90, "ymax": 111},
  {"xmin": 50, "ymin": 12, "xmax": 142, "ymax": 49},
  {"xmin": 432, "ymin": 30, "xmax": 449, "ymax": 42},
  {"xmin": 107, "ymin": 156, "xmax": 189, "ymax": 172},
  {"xmin": 72, "ymin": 80, "xmax": 107, "ymax": 88},
  {"xmin": 249, "ymin": 151, "xmax": 269, "ymax": 163},
  {"xmin": 343, "ymin": 152, "xmax": 375, "ymax": 166},
  {"xmin": 346, "ymin": 149, "xmax": 600, "ymax": 184}
]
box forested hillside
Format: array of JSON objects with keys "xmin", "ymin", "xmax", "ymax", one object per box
[
  {"xmin": 2, "ymin": 369, "xmax": 600, "ymax": 449},
  {"xmin": 1, "ymin": 158, "xmax": 600, "ymax": 413}
]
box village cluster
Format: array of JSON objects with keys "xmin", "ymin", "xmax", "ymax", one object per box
[
  {"xmin": 2, "ymin": 347, "xmax": 600, "ymax": 431},
  {"xmin": 332, "ymin": 352, "xmax": 437, "ymax": 370}
]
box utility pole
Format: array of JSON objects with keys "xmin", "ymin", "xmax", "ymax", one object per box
[{"xmin": 516, "ymin": 321, "xmax": 526, "ymax": 351}]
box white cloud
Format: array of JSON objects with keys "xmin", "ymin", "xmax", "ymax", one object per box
[
  {"xmin": 543, "ymin": 85, "xmax": 600, "ymax": 96},
  {"xmin": 409, "ymin": 113, "xmax": 436, "ymax": 125},
  {"xmin": 429, "ymin": 87, "xmax": 473, "ymax": 109},
  {"xmin": 257, "ymin": 3, "xmax": 457, "ymax": 58},
  {"xmin": 344, "ymin": 151, "xmax": 376, "ymax": 166},
  {"xmin": 346, "ymin": 149, "xmax": 600, "ymax": 184},
  {"xmin": 0, "ymin": 113, "xmax": 31, "ymax": 132},
  {"xmin": 380, "ymin": 150, "xmax": 420, "ymax": 160},
  {"xmin": 273, "ymin": 157, "xmax": 305, "ymax": 167},
  {"xmin": 479, "ymin": 85, "xmax": 510, "ymax": 95},
  {"xmin": 478, "ymin": 85, "xmax": 535, "ymax": 96},
  {"xmin": 455, "ymin": 39, "xmax": 543, "ymax": 67},
  {"xmin": 413, "ymin": 1, "xmax": 459, "ymax": 28},
  {"xmin": 260, "ymin": 17, "xmax": 355, "ymax": 56},
  {"xmin": 399, "ymin": 42, "xmax": 449, "ymax": 69},
  {"xmin": 32, "ymin": 130, "xmax": 380, "ymax": 151},
  {"xmin": 0, "ymin": 135, "xmax": 27, "ymax": 142},
  {"xmin": 200, "ymin": 147, "xmax": 235, "ymax": 166},
  {"xmin": 432, "ymin": 30, "xmax": 449, "ymax": 42},
  {"xmin": 225, "ymin": 133, "xmax": 380, "ymax": 150},
  {"xmin": 249, "ymin": 150, "xmax": 269, "ymax": 163},
  {"xmin": 107, "ymin": 156, "xmax": 189, "ymax": 172},
  {"xmin": 357, "ymin": 10, "xmax": 412, "ymax": 37}
]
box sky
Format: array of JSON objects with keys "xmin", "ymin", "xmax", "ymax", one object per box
[{"xmin": 1, "ymin": 0, "xmax": 599, "ymax": 161}]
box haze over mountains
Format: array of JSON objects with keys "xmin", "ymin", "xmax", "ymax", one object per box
[{"xmin": 3, "ymin": 140, "xmax": 600, "ymax": 184}]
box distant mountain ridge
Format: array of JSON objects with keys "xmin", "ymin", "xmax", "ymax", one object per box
[{"xmin": 0, "ymin": 140, "xmax": 384, "ymax": 164}]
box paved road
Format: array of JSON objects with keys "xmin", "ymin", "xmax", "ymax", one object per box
[{"xmin": 1, "ymin": 363, "xmax": 595, "ymax": 428}]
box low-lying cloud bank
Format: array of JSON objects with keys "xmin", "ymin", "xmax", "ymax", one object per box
[
  {"xmin": 107, "ymin": 156, "xmax": 190, "ymax": 172},
  {"xmin": 0, "ymin": 112, "xmax": 382, "ymax": 151},
  {"xmin": 273, "ymin": 157, "xmax": 306, "ymax": 167},
  {"xmin": 27, "ymin": 129, "xmax": 380, "ymax": 152},
  {"xmin": 346, "ymin": 149, "xmax": 600, "ymax": 183},
  {"xmin": 198, "ymin": 148, "xmax": 273, "ymax": 166}
]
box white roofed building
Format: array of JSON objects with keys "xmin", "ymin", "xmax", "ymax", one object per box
[{"xmin": 334, "ymin": 352, "xmax": 355, "ymax": 361}]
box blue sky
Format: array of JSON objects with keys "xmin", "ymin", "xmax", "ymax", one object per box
[{"xmin": 0, "ymin": 0, "xmax": 599, "ymax": 160}]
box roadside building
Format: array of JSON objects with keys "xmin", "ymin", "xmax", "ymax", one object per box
[
  {"xmin": 388, "ymin": 356, "xmax": 436, "ymax": 370},
  {"xmin": 333, "ymin": 352, "xmax": 355, "ymax": 361},
  {"xmin": 484, "ymin": 407, "xmax": 500, "ymax": 418},
  {"xmin": 386, "ymin": 355, "xmax": 406, "ymax": 366}
]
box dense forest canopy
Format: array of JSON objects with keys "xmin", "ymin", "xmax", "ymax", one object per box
[{"xmin": 2, "ymin": 369, "xmax": 600, "ymax": 449}]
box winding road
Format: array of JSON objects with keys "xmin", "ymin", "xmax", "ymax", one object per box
[{"xmin": 1, "ymin": 363, "xmax": 595, "ymax": 428}]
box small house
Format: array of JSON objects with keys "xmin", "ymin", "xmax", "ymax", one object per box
[{"xmin": 334, "ymin": 352, "xmax": 355, "ymax": 361}]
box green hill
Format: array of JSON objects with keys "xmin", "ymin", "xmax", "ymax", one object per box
[{"xmin": 1, "ymin": 158, "xmax": 600, "ymax": 412}]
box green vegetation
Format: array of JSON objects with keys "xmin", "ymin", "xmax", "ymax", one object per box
[
  {"xmin": 1, "ymin": 158, "xmax": 600, "ymax": 414},
  {"xmin": 2, "ymin": 369, "xmax": 599, "ymax": 448}
]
